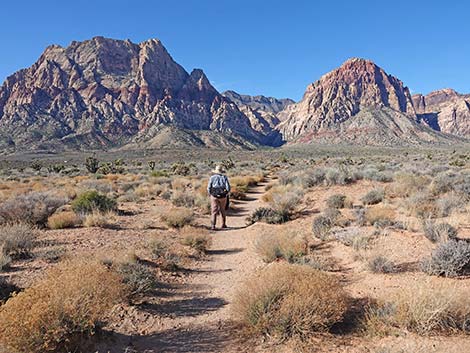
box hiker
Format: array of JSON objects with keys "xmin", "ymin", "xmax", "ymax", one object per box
[{"xmin": 207, "ymin": 165, "xmax": 231, "ymax": 230}]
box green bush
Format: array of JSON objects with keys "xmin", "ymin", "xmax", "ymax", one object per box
[{"xmin": 71, "ymin": 191, "xmax": 117, "ymax": 215}]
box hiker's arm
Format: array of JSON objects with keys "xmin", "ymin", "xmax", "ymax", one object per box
[
  {"xmin": 207, "ymin": 177, "xmax": 212, "ymax": 194},
  {"xmin": 225, "ymin": 177, "xmax": 231, "ymax": 192}
]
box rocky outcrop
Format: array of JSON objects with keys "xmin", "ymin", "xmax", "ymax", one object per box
[
  {"xmin": 0, "ymin": 37, "xmax": 265, "ymax": 151},
  {"xmin": 222, "ymin": 91, "xmax": 293, "ymax": 137},
  {"xmin": 412, "ymin": 89, "xmax": 470, "ymax": 136},
  {"xmin": 275, "ymin": 58, "xmax": 456, "ymax": 145}
]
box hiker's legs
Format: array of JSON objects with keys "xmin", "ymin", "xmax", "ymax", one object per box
[
  {"xmin": 219, "ymin": 197, "xmax": 227, "ymax": 227},
  {"xmin": 210, "ymin": 196, "xmax": 220, "ymax": 228}
]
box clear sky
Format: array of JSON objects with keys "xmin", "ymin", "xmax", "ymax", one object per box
[{"xmin": 1, "ymin": 0, "xmax": 468, "ymax": 100}]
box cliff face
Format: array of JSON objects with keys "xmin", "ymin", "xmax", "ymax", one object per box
[
  {"xmin": 222, "ymin": 91, "xmax": 294, "ymax": 137},
  {"xmin": 412, "ymin": 89, "xmax": 470, "ymax": 136},
  {"xmin": 273, "ymin": 58, "xmax": 457, "ymax": 145},
  {"xmin": 0, "ymin": 37, "xmax": 265, "ymax": 151}
]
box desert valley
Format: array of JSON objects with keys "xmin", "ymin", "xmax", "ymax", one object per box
[{"xmin": 0, "ymin": 35, "xmax": 469, "ymax": 353}]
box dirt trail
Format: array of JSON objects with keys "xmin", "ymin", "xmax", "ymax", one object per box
[{"xmin": 131, "ymin": 181, "xmax": 267, "ymax": 353}]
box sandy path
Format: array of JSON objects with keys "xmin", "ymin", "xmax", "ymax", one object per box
[{"xmin": 131, "ymin": 181, "xmax": 267, "ymax": 353}]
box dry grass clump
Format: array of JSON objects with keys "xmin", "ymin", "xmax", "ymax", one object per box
[
  {"xmin": 361, "ymin": 188, "xmax": 385, "ymax": 205},
  {"xmin": 160, "ymin": 207, "xmax": 194, "ymax": 228},
  {"xmin": 106, "ymin": 256, "xmax": 158, "ymax": 302},
  {"xmin": 148, "ymin": 237, "xmax": 184, "ymax": 271},
  {"xmin": 312, "ymin": 215, "xmax": 333, "ymax": 240},
  {"xmin": 180, "ymin": 227, "xmax": 212, "ymax": 255},
  {"xmin": 83, "ymin": 211, "xmax": 118, "ymax": 228},
  {"xmin": 171, "ymin": 190, "xmax": 196, "ymax": 208},
  {"xmin": 265, "ymin": 185, "xmax": 303, "ymax": 215},
  {"xmin": 386, "ymin": 174, "xmax": 429, "ymax": 198},
  {"xmin": 0, "ymin": 223, "xmax": 37, "ymax": 259},
  {"xmin": 0, "ymin": 191, "xmax": 67, "ymax": 226},
  {"xmin": 232, "ymin": 263, "xmax": 348, "ymax": 338},
  {"xmin": 421, "ymin": 240, "xmax": 470, "ymax": 277},
  {"xmin": 0, "ymin": 259, "xmax": 127, "ymax": 353},
  {"xmin": 326, "ymin": 194, "xmax": 352, "ymax": 209},
  {"xmin": 402, "ymin": 192, "xmax": 439, "ymax": 219},
  {"xmin": 254, "ymin": 227, "xmax": 308, "ymax": 263},
  {"xmin": 362, "ymin": 280, "xmax": 470, "ymax": 335},
  {"xmin": 230, "ymin": 175, "xmax": 259, "ymax": 200},
  {"xmin": 47, "ymin": 211, "xmax": 81, "ymax": 229},
  {"xmin": 365, "ymin": 206, "xmax": 396, "ymax": 227},
  {"xmin": 367, "ymin": 254, "xmax": 396, "ymax": 273}
]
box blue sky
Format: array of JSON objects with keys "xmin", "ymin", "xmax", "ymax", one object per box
[{"xmin": 1, "ymin": 0, "xmax": 468, "ymax": 100}]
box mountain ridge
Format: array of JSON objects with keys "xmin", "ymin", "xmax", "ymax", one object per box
[{"xmin": 0, "ymin": 38, "xmax": 467, "ymax": 152}]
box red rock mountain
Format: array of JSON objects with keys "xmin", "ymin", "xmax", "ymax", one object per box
[
  {"xmin": 0, "ymin": 37, "xmax": 266, "ymax": 151},
  {"xmin": 275, "ymin": 58, "xmax": 455, "ymax": 145},
  {"xmin": 412, "ymin": 89, "xmax": 470, "ymax": 137}
]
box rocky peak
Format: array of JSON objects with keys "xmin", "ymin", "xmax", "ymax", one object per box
[
  {"xmin": 274, "ymin": 58, "xmax": 442, "ymax": 144},
  {"xmin": 0, "ymin": 37, "xmax": 267, "ymax": 151}
]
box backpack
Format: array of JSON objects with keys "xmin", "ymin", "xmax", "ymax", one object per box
[{"xmin": 209, "ymin": 186, "xmax": 228, "ymax": 199}]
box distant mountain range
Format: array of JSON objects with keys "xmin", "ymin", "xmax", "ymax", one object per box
[{"xmin": 0, "ymin": 36, "xmax": 468, "ymax": 152}]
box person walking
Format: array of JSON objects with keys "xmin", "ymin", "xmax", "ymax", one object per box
[{"xmin": 207, "ymin": 165, "xmax": 230, "ymax": 230}]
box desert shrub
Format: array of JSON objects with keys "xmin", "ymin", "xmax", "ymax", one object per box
[
  {"xmin": 326, "ymin": 194, "xmax": 347, "ymax": 209},
  {"xmin": 421, "ymin": 240, "xmax": 470, "ymax": 277},
  {"xmin": 0, "ymin": 249, "xmax": 11, "ymax": 271},
  {"xmin": 0, "ymin": 277, "xmax": 18, "ymax": 303},
  {"xmin": 422, "ymin": 220, "xmax": 457, "ymax": 243},
  {"xmin": 324, "ymin": 167, "xmax": 353, "ymax": 186},
  {"xmin": 160, "ymin": 207, "xmax": 194, "ymax": 228},
  {"xmin": 77, "ymin": 179, "xmax": 113, "ymax": 194},
  {"xmin": 323, "ymin": 207, "xmax": 341, "ymax": 222},
  {"xmin": 403, "ymin": 192, "xmax": 438, "ymax": 219},
  {"xmin": 113, "ymin": 261, "xmax": 157, "ymax": 300},
  {"xmin": 83, "ymin": 211, "xmax": 118, "ymax": 228},
  {"xmin": 247, "ymin": 207, "xmax": 289, "ymax": 225},
  {"xmin": 430, "ymin": 172, "xmax": 455, "ymax": 195},
  {"xmin": 331, "ymin": 227, "xmax": 363, "ymax": 246},
  {"xmin": 361, "ymin": 189, "xmax": 384, "ymax": 205},
  {"xmin": 71, "ymin": 190, "xmax": 117, "ymax": 215},
  {"xmin": 368, "ymin": 255, "xmax": 396, "ymax": 273},
  {"xmin": 148, "ymin": 238, "xmax": 182, "ymax": 271},
  {"xmin": 232, "ymin": 263, "xmax": 348, "ymax": 338},
  {"xmin": 387, "ymin": 174, "xmax": 429, "ymax": 198},
  {"xmin": 0, "ymin": 191, "xmax": 67, "ymax": 226},
  {"xmin": 0, "ymin": 260, "xmax": 126, "ymax": 353},
  {"xmin": 365, "ymin": 206, "xmax": 396, "ymax": 227},
  {"xmin": 362, "ymin": 280, "xmax": 470, "ymax": 335},
  {"xmin": 171, "ymin": 190, "xmax": 196, "ymax": 208},
  {"xmin": 47, "ymin": 211, "xmax": 81, "ymax": 229},
  {"xmin": 312, "ymin": 215, "xmax": 333, "ymax": 240},
  {"xmin": 300, "ymin": 168, "xmax": 326, "ymax": 187},
  {"xmin": 180, "ymin": 230, "xmax": 212, "ymax": 254},
  {"xmin": 361, "ymin": 168, "xmax": 393, "ymax": 183},
  {"xmin": 353, "ymin": 207, "xmax": 366, "ymax": 226},
  {"xmin": 254, "ymin": 228, "xmax": 308, "ymax": 263},
  {"xmin": 435, "ymin": 193, "xmax": 464, "ymax": 217},
  {"xmin": 0, "ymin": 223, "xmax": 37, "ymax": 259},
  {"xmin": 267, "ymin": 186, "xmax": 302, "ymax": 215},
  {"xmin": 38, "ymin": 247, "xmax": 67, "ymax": 263},
  {"xmin": 194, "ymin": 194, "xmax": 211, "ymax": 214}
]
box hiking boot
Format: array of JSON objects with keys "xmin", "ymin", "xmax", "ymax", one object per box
[
  {"xmin": 221, "ymin": 224, "xmax": 228, "ymax": 229},
  {"xmin": 211, "ymin": 225, "xmax": 216, "ymax": 231}
]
